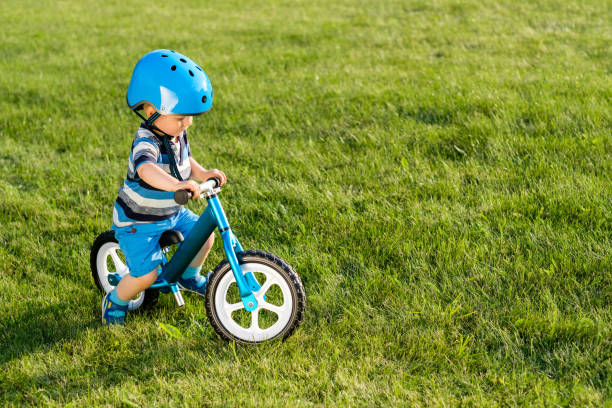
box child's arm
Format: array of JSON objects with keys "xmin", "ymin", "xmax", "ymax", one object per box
[
  {"xmin": 138, "ymin": 163, "xmax": 202, "ymax": 198},
  {"xmin": 189, "ymin": 157, "xmax": 227, "ymax": 186}
]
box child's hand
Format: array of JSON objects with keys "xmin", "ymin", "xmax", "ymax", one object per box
[
  {"xmin": 206, "ymin": 169, "xmax": 227, "ymax": 187},
  {"xmin": 175, "ymin": 180, "xmax": 202, "ymax": 199}
]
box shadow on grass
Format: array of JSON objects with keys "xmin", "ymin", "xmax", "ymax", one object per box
[
  {"xmin": 0, "ymin": 295, "xmax": 185, "ymax": 366},
  {"xmin": 0, "ymin": 337, "xmax": 215, "ymax": 406},
  {"xmin": 0, "ymin": 300, "xmax": 97, "ymax": 365},
  {"xmin": 0, "ymin": 301, "xmax": 235, "ymax": 404}
]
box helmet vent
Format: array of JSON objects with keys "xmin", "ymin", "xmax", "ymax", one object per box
[
  {"xmin": 171, "ymin": 65, "xmax": 177, "ymax": 71},
  {"xmin": 180, "ymin": 58, "xmax": 187, "ymax": 63},
  {"xmin": 202, "ymin": 95, "xmax": 207, "ymax": 103},
  {"xmin": 161, "ymin": 54, "xmax": 168, "ymax": 57},
  {"xmin": 189, "ymin": 70, "xmax": 194, "ymax": 77},
  {"xmin": 196, "ymin": 66, "xmax": 202, "ymax": 71}
]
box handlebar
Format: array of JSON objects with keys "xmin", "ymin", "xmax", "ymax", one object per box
[{"xmin": 173, "ymin": 178, "xmax": 220, "ymax": 205}]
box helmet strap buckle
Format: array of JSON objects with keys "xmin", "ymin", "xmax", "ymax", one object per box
[
  {"xmin": 145, "ymin": 112, "xmax": 161, "ymax": 128},
  {"xmin": 133, "ymin": 109, "xmax": 161, "ymax": 129}
]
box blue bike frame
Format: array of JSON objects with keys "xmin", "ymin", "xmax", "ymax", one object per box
[{"xmin": 151, "ymin": 194, "xmax": 260, "ymax": 311}]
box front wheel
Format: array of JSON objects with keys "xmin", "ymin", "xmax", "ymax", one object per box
[{"xmin": 205, "ymin": 250, "xmax": 305, "ymax": 344}]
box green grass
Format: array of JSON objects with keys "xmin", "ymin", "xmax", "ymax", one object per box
[{"xmin": 0, "ymin": 0, "xmax": 610, "ymax": 406}]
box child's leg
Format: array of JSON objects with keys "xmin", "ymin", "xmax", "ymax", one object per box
[
  {"xmin": 115, "ymin": 268, "xmax": 159, "ymax": 301},
  {"xmin": 189, "ymin": 233, "xmax": 215, "ymax": 268},
  {"xmin": 180, "ymin": 234, "xmax": 214, "ymax": 282},
  {"xmin": 105, "ymin": 222, "xmax": 167, "ymax": 324},
  {"xmin": 174, "ymin": 208, "xmax": 215, "ymax": 273},
  {"xmin": 103, "ymin": 268, "xmax": 158, "ymax": 325},
  {"xmin": 174, "ymin": 209, "xmax": 215, "ymax": 295}
]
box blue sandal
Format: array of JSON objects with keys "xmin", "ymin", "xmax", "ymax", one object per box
[
  {"xmin": 178, "ymin": 273, "xmax": 210, "ymax": 297},
  {"xmin": 101, "ymin": 293, "xmax": 128, "ymax": 325}
]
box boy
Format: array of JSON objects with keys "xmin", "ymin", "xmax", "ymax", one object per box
[{"xmin": 102, "ymin": 49, "xmax": 225, "ymax": 325}]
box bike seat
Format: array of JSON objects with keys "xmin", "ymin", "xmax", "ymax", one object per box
[{"xmin": 159, "ymin": 230, "xmax": 184, "ymax": 247}]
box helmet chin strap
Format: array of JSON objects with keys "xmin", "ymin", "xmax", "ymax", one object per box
[
  {"xmin": 133, "ymin": 109, "xmax": 184, "ymax": 181},
  {"xmin": 133, "ymin": 109, "xmax": 166, "ymax": 134}
]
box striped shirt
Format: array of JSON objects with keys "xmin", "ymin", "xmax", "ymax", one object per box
[{"xmin": 113, "ymin": 124, "xmax": 192, "ymax": 227}]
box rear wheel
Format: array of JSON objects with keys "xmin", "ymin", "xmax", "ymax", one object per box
[
  {"xmin": 205, "ymin": 250, "xmax": 305, "ymax": 344},
  {"xmin": 90, "ymin": 230, "xmax": 159, "ymax": 311}
]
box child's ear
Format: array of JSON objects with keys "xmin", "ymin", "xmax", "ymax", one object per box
[{"xmin": 142, "ymin": 103, "xmax": 156, "ymax": 118}]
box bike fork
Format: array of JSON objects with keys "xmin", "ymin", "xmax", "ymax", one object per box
[
  {"xmin": 156, "ymin": 194, "xmax": 261, "ymax": 310},
  {"xmin": 207, "ymin": 195, "xmax": 260, "ymax": 311}
]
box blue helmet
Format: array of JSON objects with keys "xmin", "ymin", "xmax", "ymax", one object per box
[{"xmin": 127, "ymin": 49, "xmax": 213, "ymax": 116}]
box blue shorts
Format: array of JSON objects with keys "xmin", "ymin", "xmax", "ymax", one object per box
[{"xmin": 112, "ymin": 208, "xmax": 199, "ymax": 277}]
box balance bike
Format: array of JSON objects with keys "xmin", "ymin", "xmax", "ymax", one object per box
[{"xmin": 91, "ymin": 179, "xmax": 306, "ymax": 343}]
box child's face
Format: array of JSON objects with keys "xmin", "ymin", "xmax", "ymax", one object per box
[
  {"xmin": 154, "ymin": 114, "xmax": 193, "ymax": 137},
  {"xmin": 143, "ymin": 104, "xmax": 193, "ymax": 137}
]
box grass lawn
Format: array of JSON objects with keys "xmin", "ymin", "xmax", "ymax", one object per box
[{"xmin": 0, "ymin": 0, "xmax": 610, "ymax": 406}]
